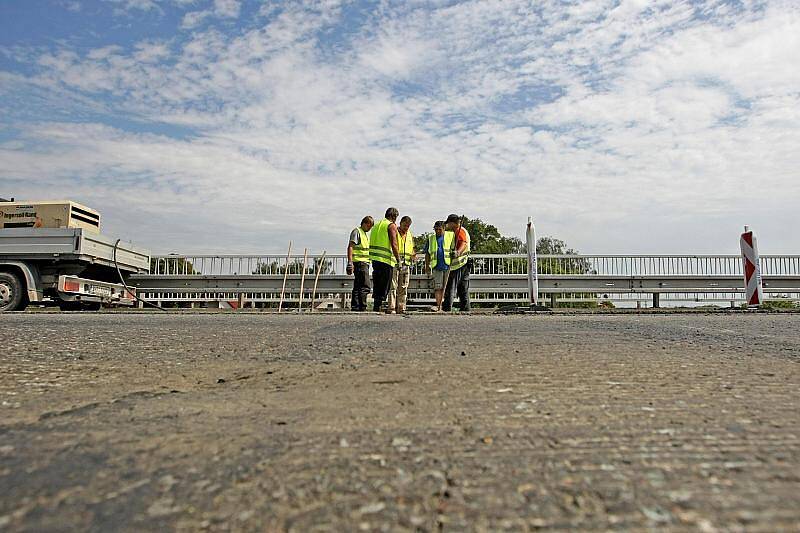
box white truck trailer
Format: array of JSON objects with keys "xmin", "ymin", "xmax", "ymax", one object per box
[{"xmin": 0, "ymin": 204, "xmax": 150, "ymax": 311}]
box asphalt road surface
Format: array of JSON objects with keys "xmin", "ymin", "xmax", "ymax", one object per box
[{"xmin": 1, "ymin": 312, "xmax": 799, "ymax": 532}]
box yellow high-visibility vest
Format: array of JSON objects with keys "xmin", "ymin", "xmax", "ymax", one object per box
[
  {"xmin": 450, "ymin": 227, "xmax": 471, "ymax": 270},
  {"xmin": 397, "ymin": 230, "xmax": 414, "ymax": 265},
  {"xmin": 352, "ymin": 227, "xmax": 370, "ymax": 263},
  {"xmin": 428, "ymin": 231, "xmax": 455, "ymax": 270},
  {"xmin": 369, "ymin": 218, "xmax": 396, "ymax": 267}
]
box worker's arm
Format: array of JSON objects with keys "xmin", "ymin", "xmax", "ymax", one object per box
[
  {"xmin": 388, "ymin": 223, "xmax": 400, "ymax": 262},
  {"xmin": 346, "ymin": 238, "xmax": 355, "ymax": 275},
  {"xmin": 424, "ymin": 242, "xmax": 431, "ymax": 275},
  {"xmin": 455, "ymin": 227, "xmax": 468, "ymax": 257}
]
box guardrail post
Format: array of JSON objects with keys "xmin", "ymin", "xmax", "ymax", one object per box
[
  {"xmin": 549, "ymin": 293, "xmax": 556, "ymax": 308},
  {"xmin": 652, "ymin": 293, "xmax": 660, "ymax": 308}
]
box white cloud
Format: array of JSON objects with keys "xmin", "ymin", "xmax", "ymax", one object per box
[
  {"xmin": 358, "ymin": 32, "xmax": 437, "ymax": 79},
  {"xmin": 86, "ymin": 45, "xmax": 124, "ymax": 60},
  {"xmin": 181, "ymin": 10, "xmax": 211, "ymax": 29},
  {"xmin": 179, "ymin": 0, "xmax": 240, "ymax": 30},
  {"xmin": 106, "ymin": 0, "xmax": 163, "ymax": 14},
  {"xmin": 213, "ymin": 0, "xmax": 240, "ymax": 18},
  {"xmin": 133, "ymin": 41, "xmax": 171, "ymax": 63},
  {"xmin": 3, "ymin": 0, "xmax": 800, "ymax": 254}
]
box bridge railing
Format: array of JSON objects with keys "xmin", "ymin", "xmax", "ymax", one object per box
[
  {"xmin": 135, "ymin": 253, "xmax": 800, "ymax": 307},
  {"xmin": 148, "ymin": 254, "xmax": 800, "ymax": 277}
]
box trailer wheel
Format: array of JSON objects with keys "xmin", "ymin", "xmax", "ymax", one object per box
[{"xmin": 0, "ymin": 271, "xmax": 26, "ymax": 312}]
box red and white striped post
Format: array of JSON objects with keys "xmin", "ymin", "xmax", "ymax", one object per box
[{"xmin": 740, "ymin": 226, "xmax": 764, "ymax": 307}]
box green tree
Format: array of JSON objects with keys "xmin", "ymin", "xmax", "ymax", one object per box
[
  {"xmin": 413, "ymin": 216, "xmax": 524, "ymax": 255},
  {"xmin": 150, "ymin": 255, "xmax": 196, "ymax": 275},
  {"xmin": 534, "ymin": 237, "xmax": 591, "ymax": 274},
  {"xmin": 461, "ymin": 217, "xmax": 524, "ymax": 254},
  {"xmin": 536, "ymin": 236, "xmax": 575, "ymax": 255},
  {"xmin": 413, "ymin": 232, "xmax": 429, "ymax": 256},
  {"xmin": 252, "ymin": 258, "xmax": 333, "ymax": 275}
]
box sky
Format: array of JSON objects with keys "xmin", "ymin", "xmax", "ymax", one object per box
[{"xmin": 1, "ymin": 0, "xmax": 798, "ymax": 255}]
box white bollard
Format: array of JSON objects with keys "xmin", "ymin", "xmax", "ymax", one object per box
[
  {"xmin": 526, "ymin": 217, "xmax": 539, "ymax": 307},
  {"xmin": 740, "ymin": 225, "xmax": 764, "ymax": 307}
]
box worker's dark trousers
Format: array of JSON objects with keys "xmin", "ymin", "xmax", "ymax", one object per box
[
  {"xmin": 442, "ymin": 265, "xmax": 471, "ymax": 312},
  {"xmin": 351, "ymin": 261, "xmax": 371, "ymax": 311},
  {"xmin": 372, "ymin": 260, "xmax": 393, "ymax": 312}
]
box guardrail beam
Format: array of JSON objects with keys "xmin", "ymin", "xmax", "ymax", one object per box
[{"xmin": 131, "ymin": 253, "xmax": 800, "ymax": 307}]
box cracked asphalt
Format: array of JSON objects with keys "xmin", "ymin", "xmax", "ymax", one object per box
[{"xmin": 1, "ymin": 312, "xmax": 799, "ymax": 532}]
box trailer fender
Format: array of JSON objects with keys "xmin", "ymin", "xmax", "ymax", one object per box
[{"xmin": 0, "ymin": 261, "xmax": 43, "ymax": 303}]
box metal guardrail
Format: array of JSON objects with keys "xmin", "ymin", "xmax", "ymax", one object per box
[
  {"xmin": 148, "ymin": 254, "xmax": 800, "ymax": 277},
  {"xmin": 131, "ymin": 254, "xmax": 800, "ymax": 308}
]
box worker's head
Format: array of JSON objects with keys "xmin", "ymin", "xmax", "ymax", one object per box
[
  {"xmin": 399, "ymin": 216, "xmax": 411, "ymax": 233},
  {"xmin": 434, "ymin": 220, "xmax": 444, "ymax": 237},
  {"xmin": 361, "ymin": 216, "xmax": 374, "ymax": 231},
  {"xmin": 385, "ymin": 207, "xmax": 399, "ymax": 221},
  {"xmin": 445, "ymin": 213, "xmax": 460, "ymax": 231}
]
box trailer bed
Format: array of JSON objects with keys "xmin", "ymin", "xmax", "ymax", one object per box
[{"xmin": 0, "ymin": 228, "xmax": 150, "ymax": 273}]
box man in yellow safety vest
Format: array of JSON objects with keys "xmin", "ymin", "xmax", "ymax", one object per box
[
  {"xmin": 347, "ymin": 215, "xmax": 374, "ymax": 311},
  {"xmin": 369, "ymin": 207, "xmax": 401, "ymax": 312},
  {"xmin": 425, "ymin": 220, "xmax": 454, "ymax": 312},
  {"xmin": 442, "ymin": 213, "xmax": 471, "ymax": 312},
  {"xmin": 388, "ymin": 215, "xmax": 414, "ymax": 314}
]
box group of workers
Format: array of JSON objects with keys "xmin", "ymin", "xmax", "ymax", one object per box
[{"xmin": 346, "ymin": 207, "xmax": 471, "ymax": 313}]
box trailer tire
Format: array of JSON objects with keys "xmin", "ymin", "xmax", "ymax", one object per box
[{"xmin": 0, "ymin": 271, "xmax": 26, "ymax": 312}]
